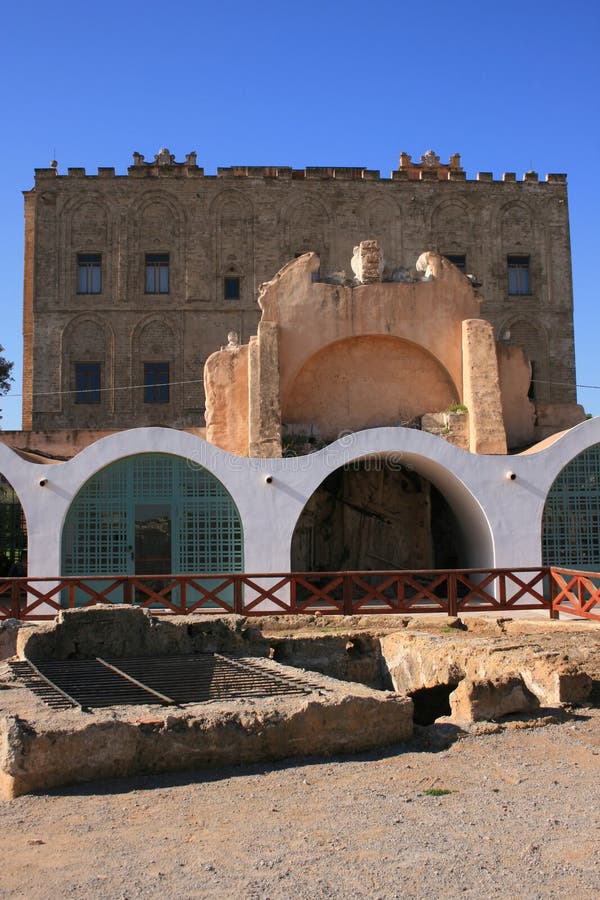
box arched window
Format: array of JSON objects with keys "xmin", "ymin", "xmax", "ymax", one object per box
[
  {"xmin": 62, "ymin": 454, "xmax": 243, "ymax": 605},
  {"xmin": 542, "ymin": 444, "xmax": 600, "ymax": 569}
]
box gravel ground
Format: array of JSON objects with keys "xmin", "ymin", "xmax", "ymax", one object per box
[{"xmin": 0, "ymin": 705, "xmax": 599, "ymax": 899}]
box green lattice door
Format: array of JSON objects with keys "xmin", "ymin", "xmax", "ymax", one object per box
[
  {"xmin": 542, "ymin": 443, "xmax": 600, "ymax": 571},
  {"xmin": 62, "ymin": 453, "xmax": 243, "ymax": 607}
]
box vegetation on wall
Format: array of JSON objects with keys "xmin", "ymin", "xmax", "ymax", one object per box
[{"xmin": 0, "ymin": 345, "xmax": 13, "ymax": 423}]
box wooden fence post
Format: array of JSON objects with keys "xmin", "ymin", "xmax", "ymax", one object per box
[
  {"xmin": 447, "ymin": 573, "xmax": 457, "ymax": 618},
  {"xmin": 343, "ymin": 574, "xmax": 353, "ymax": 616},
  {"xmin": 234, "ymin": 576, "xmax": 243, "ymax": 615}
]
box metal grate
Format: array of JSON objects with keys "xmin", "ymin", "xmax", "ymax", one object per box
[
  {"xmin": 10, "ymin": 654, "xmax": 315, "ymax": 711},
  {"xmin": 542, "ymin": 442, "xmax": 600, "ymax": 568},
  {"xmin": 61, "ymin": 453, "xmax": 244, "ymax": 607}
]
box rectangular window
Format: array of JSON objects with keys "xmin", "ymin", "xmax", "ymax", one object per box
[
  {"xmin": 508, "ymin": 256, "xmax": 530, "ymax": 295},
  {"xmin": 144, "ymin": 362, "xmax": 170, "ymax": 403},
  {"xmin": 145, "ymin": 253, "xmax": 169, "ymax": 294},
  {"xmin": 77, "ymin": 253, "xmax": 102, "ymax": 294},
  {"xmin": 75, "ymin": 363, "xmax": 101, "ymax": 403},
  {"xmin": 445, "ymin": 254, "xmax": 466, "ymax": 273},
  {"xmin": 224, "ymin": 276, "xmax": 240, "ymax": 300}
]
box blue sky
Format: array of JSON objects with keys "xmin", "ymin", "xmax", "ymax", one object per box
[{"xmin": 1, "ymin": 0, "xmax": 599, "ymax": 429}]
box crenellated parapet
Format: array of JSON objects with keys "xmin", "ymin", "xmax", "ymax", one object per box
[{"xmin": 32, "ymin": 149, "xmax": 568, "ymax": 185}]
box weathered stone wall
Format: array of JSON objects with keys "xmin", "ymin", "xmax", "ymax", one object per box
[
  {"xmin": 497, "ymin": 342, "xmax": 536, "ymax": 450},
  {"xmin": 462, "ymin": 319, "xmax": 507, "ymax": 454},
  {"xmin": 24, "ymin": 152, "xmax": 577, "ymax": 432}
]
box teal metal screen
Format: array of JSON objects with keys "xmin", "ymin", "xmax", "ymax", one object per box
[
  {"xmin": 542, "ymin": 443, "xmax": 600, "ymax": 569},
  {"xmin": 62, "ymin": 454, "xmax": 243, "ymax": 603},
  {"xmin": 0, "ymin": 475, "xmax": 27, "ymax": 576}
]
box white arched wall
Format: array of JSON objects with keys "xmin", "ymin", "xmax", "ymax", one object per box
[{"xmin": 2, "ymin": 419, "xmax": 600, "ymax": 583}]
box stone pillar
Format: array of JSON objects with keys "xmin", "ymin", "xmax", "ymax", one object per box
[
  {"xmin": 204, "ymin": 342, "xmax": 250, "ymax": 456},
  {"xmin": 462, "ymin": 319, "xmax": 507, "ymax": 455},
  {"xmin": 351, "ymin": 240, "xmax": 384, "ymax": 284},
  {"xmin": 248, "ymin": 321, "xmax": 282, "ymax": 458}
]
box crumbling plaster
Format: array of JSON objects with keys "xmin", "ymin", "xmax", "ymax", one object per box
[{"xmin": 206, "ymin": 248, "xmax": 511, "ymax": 457}]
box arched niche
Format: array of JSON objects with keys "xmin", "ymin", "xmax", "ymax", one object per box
[
  {"xmin": 140, "ymin": 199, "xmax": 179, "ymax": 244},
  {"xmin": 290, "ymin": 441, "xmax": 494, "ymax": 574},
  {"xmin": 70, "ymin": 199, "xmax": 109, "ymax": 247},
  {"xmin": 431, "ymin": 200, "xmax": 473, "ymax": 254},
  {"xmin": 500, "ymin": 202, "xmax": 533, "ymax": 250},
  {"xmin": 291, "ymin": 457, "xmax": 462, "ymax": 572},
  {"xmin": 60, "ymin": 315, "xmax": 114, "ymax": 418},
  {"xmin": 131, "ymin": 316, "xmax": 178, "ymax": 416},
  {"xmin": 282, "ymin": 335, "xmax": 459, "ymax": 441},
  {"xmin": 362, "ymin": 197, "xmax": 401, "ymax": 265},
  {"xmin": 284, "ymin": 199, "xmax": 331, "ymax": 268}
]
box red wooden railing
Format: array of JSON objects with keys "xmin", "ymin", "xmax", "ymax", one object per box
[{"xmin": 1, "ymin": 566, "xmax": 597, "ymax": 621}]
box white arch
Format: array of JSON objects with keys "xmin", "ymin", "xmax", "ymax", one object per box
[{"xmin": 8, "ymin": 419, "xmax": 600, "ymax": 583}]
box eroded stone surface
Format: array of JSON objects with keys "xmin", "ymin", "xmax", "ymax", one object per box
[
  {"xmin": 0, "ymin": 659, "xmax": 412, "ymax": 799},
  {"xmin": 380, "ymin": 617, "xmax": 598, "ymax": 720},
  {"xmin": 2, "ymin": 609, "xmax": 599, "ymax": 799}
]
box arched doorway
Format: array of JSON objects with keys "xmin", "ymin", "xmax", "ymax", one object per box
[
  {"xmin": 0, "ymin": 474, "xmax": 27, "ymax": 576},
  {"xmin": 62, "ymin": 453, "xmax": 243, "ymax": 605},
  {"xmin": 291, "ymin": 456, "xmax": 463, "ymax": 572},
  {"xmin": 542, "ymin": 443, "xmax": 600, "ymax": 569}
]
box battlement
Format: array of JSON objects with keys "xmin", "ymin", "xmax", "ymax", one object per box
[{"xmin": 32, "ymin": 148, "xmax": 568, "ymax": 186}]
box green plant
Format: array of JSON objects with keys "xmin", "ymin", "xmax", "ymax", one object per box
[
  {"xmin": 447, "ymin": 403, "xmax": 468, "ymax": 415},
  {"xmin": 423, "ymin": 788, "xmax": 452, "ymax": 797}
]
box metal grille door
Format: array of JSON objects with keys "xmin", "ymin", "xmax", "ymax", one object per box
[
  {"xmin": 62, "ymin": 454, "xmax": 243, "ymax": 604},
  {"xmin": 542, "ymin": 443, "xmax": 600, "ymax": 568}
]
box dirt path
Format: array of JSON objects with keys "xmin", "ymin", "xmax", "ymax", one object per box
[{"xmin": 1, "ymin": 707, "xmax": 599, "ymax": 899}]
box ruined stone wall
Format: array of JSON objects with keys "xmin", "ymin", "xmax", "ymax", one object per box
[{"xmin": 24, "ymin": 152, "xmax": 577, "ymax": 432}]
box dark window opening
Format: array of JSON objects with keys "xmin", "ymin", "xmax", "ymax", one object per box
[
  {"xmin": 144, "ymin": 362, "xmax": 170, "ymax": 403},
  {"xmin": 508, "ymin": 256, "xmax": 530, "ymax": 295},
  {"xmin": 145, "ymin": 253, "xmax": 169, "ymax": 294},
  {"xmin": 445, "ymin": 254, "xmax": 466, "ymax": 273},
  {"xmin": 75, "ymin": 363, "xmax": 101, "ymax": 403},
  {"xmin": 77, "ymin": 253, "xmax": 102, "ymax": 294},
  {"xmin": 224, "ymin": 276, "xmax": 240, "ymax": 300}
]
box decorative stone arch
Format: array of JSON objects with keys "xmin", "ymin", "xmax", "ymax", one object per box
[
  {"xmin": 430, "ymin": 199, "xmax": 474, "ymax": 263},
  {"xmin": 282, "ymin": 334, "xmax": 460, "ymax": 441},
  {"xmin": 498, "ymin": 199, "xmax": 534, "ymax": 250},
  {"xmin": 60, "ymin": 313, "xmax": 115, "ymax": 416},
  {"xmin": 208, "ymin": 188, "xmax": 254, "ymax": 219},
  {"xmin": 209, "ymin": 189, "xmax": 255, "ymax": 300},
  {"xmin": 57, "ymin": 193, "xmax": 113, "ymax": 300},
  {"xmin": 60, "ymin": 451, "xmax": 244, "ymax": 606},
  {"xmin": 130, "ymin": 314, "xmax": 180, "ymax": 415},
  {"xmin": 281, "ymin": 197, "xmax": 333, "ymax": 269},
  {"xmin": 127, "ymin": 190, "xmax": 186, "ymax": 234},
  {"xmin": 126, "ymin": 191, "xmax": 186, "ymax": 300},
  {"xmin": 498, "ymin": 315, "xmax": 550, "ymax": 402},
  {"xmin": 361, "ymin": 196, "xmax": 402, "ymax": 266}
]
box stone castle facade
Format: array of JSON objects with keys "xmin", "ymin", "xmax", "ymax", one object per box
[{"xmin": 22, "ymin": 149, "xmax": 577, "ymax": 434}]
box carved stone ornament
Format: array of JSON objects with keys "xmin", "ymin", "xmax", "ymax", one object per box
[
  {"xmin": 155, "ymin": 147, "xmax": 175, "ymax": 167},
  {"xmin": 422, "ymin": 150, "xmax": 440, "ymax": 167},
  {"xmin": 226, "ymin": 331, "xmax": 240, "ymax": 349}
]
